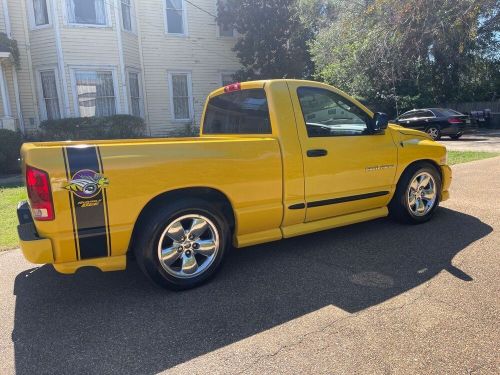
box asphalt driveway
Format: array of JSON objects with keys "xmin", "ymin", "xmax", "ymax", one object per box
[
  {"xmin": 439, "ymin": 129, "xmax": 500, "ymax": 152},
  {"xmin": 0, "ymin": 157, "xmax": 499, "ymax": 375}
]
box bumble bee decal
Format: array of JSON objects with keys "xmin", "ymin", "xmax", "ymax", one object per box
[{"xmin": 64, "ymin": 169, "xmax": 109, "ymax": 199}]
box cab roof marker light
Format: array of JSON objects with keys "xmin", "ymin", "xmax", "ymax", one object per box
[{"xmin": 224, "ymin": 82, "xmax": 241, "ymax": 93}]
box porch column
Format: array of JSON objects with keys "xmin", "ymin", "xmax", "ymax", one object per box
[{"xmin": 0, "ymin": 62, "xmax": 12, "ymax": 117}]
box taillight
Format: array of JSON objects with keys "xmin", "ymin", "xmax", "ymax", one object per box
[
  {"xmin": 224, "ymin": 82, "xmax": 241, "ymax": 93},
  {"xmin": 448, "ymin": 117, "xmax": 463, "ymax": 124},
  {"xmin": 26, "ymin": 166, "xmax": 54, "ymax": 221}
]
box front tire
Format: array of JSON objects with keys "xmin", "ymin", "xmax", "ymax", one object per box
[
  {"xmin": 389, "ymin": 163, "xmax": 441, "ymax": 224},
  {"xmin": 133, "ymin": 199, "xmax": 230, "ymax": 290}
]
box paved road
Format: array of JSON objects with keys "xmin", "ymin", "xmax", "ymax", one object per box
[
  {"xmin": 439, "ymin": 129, "xmax": 500, "ymax": 152},
  {"xmin": 1, "ymin": 157, "xmax": 499, "ymax": 375}
]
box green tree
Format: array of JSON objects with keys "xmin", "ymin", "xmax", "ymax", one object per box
[
  {"xmin": 296, "ymin": 0, "xmax": 337, "ymax": 33},
  {"xmin": 311, "ymin": 0, "xmax": 500, "ymax": 115},
  {"xmin": 217, "ymin": 0, "xmax": 314, "ymax": 80}
]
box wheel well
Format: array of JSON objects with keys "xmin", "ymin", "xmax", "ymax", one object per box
[
  {"xmin": 401, "ymin": 159, "xmax": 443, "ymax": 181},
  {"xmin": 129, "ymin": 187, "xmax": 236, "ymax": 253}
]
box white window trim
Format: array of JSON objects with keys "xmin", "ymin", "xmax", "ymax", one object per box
[
  {"xmin": 220, "ymin": 71, "xmax": 236, "ymax": 87},
  {"xmin": 121, "ymin": 0, "xmax": 137, "ymax": 34},
  {"xmin": 69, "ymin": 65, "xmax": 121, "ymax": 117},
  {"xmin": 163, "ymin": 0, "xmax": 188, "ymax": 37},
  {"xmin": 27, "ymin": 0, "xmax": 52, "ymax": 30},
  {"xmin": 126, "ymin": 68, "xmax": 144, "ymax": 117},
  {"xmin": 216, "ymin": 23, "xmax": 236, "ymax": 38},
  {"xmin": 167, "ymin": 71, "xmax": 193, "ymax": 122},
  {"xmin": 63, "ymin": 0, "xmax": 112, "ymax": 28},
  {"xmin": 35, "ymin": 66, "xmax": 63, "ymax": 121}
]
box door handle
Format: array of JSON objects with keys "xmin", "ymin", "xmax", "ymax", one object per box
[{"xmin": 307, "ymin": 149, "xmax": 328, "ymax": 157}]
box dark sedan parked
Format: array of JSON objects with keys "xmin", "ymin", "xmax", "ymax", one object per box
[{"xmin": 394, "ymin": 108, "xmax": 472, "ymax": 140}]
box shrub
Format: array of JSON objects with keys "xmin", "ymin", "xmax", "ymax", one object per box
[
  {"xmin": 39, "ymin": 115, "xmax": 147, "ymax": 141},
  {"xmin": 0, "ymin": 129, "xmax": 23, "ymax": 175}
]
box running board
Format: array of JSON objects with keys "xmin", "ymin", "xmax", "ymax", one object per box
[{"xmin": 281, "ymin": 207, "xmax": 388, "ymax": 239}]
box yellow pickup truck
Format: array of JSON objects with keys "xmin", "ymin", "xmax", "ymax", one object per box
[{"xmin": 18, "ymin": 79, "xmax": 451, "ymax": 290}]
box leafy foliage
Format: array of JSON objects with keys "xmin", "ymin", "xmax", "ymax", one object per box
[
  {"xmin": 39, "ymin": 115, "xmax": 147, "ymax": 141},
  {"xmin": 217, "ymin": 0, "xmax": 314, "ymax": 80},
  {"xmin": 310, "ymin": 0, "xmax": 500, "ymax": 116},
  {"xmin": 0, "ymin": 129, "xmax": 23, "ymax": 174},
  {"xmin": 0, "ymin": 33, "xmax": 20, "ymax": 69}
]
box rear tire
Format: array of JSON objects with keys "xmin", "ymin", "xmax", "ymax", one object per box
[
  {"xmin": 133, "ymin": 199, "xmax": 230, "ymax": 290},
  {"xmin": 389, "ymin": 163, "xmax": 441, "ymax": 224},
  {"xmin": 425, "ymin": 126, "xmax": 441, "ymax": 140}
]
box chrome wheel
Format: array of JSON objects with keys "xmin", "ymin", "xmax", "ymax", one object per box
[
  {"xmin": 157, "ymin": 214, "xmax": 220, "ymax": 279},
  {"xmin": 407, "ymin": 172, "xmax": 437, "ymax": 217},
  {"xmin": 426, "ymin": 127, "xmax": 439, "ymax": 140}
]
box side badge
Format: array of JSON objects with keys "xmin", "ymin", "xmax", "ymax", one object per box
[{"xmin": 64, "ymin": 169, "xmax": 109, "ymax": 199}]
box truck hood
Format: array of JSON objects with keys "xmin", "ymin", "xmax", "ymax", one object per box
[{"xmin": 388, "ymin": 124, "xmax": 433, "ymax": 141}]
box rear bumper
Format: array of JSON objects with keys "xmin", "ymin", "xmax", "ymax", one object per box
[
  {"xmin": 17, "ymin": 201, "xmax": 54, "ymax": 264},
  {"xmin": 440, "ymin": 165, "xmax": 452, "ymax": 202},
  {"xmin": 441, "ymin": 124, "xmax": 475, "ymax": 135}
]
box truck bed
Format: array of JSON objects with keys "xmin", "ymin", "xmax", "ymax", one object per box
[{"xmin": 21, "ymin": 136, "xmax": 284, "ymax": 265}]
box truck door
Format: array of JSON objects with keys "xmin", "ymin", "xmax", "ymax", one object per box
[{"xmin": 287, "ymin": 82, "xmax": 398, "ymax": 222}]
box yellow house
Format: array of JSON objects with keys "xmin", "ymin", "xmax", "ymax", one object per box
[{"xmin": 0, "ymin": 0, "xmax": 240, "ymax": 136}]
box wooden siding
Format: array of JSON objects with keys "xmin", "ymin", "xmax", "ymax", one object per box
[{"xmin": 0, "ymin": 0, "xmax": 241, "ymax": 135}]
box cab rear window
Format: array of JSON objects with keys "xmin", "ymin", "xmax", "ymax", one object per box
[{"xmin": 203, "ymin": 89, "xmax": 272, "ymax": 134}]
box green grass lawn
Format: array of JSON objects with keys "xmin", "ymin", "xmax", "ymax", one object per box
[
  {"xmin": 0, "ymin": 151, "xmax": 498, "ymax": 251},
  {"xmin": 0, "ymin": 185, "xmax": 26, "ymax": 251},
  {"xmin": 447, "ymin": 151, "xmax": 499, "ymax": 165}
]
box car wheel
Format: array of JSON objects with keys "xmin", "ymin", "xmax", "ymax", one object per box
[
  {"xmin": 133, "ymin": 199, "xmax": 230, "ymax": 290},
  {"xmin": 425, "ymin": 126, "xmax": 441, "ymax": 140},
  {"xmin": 450, "ymin": 134, "xmax": 462, "ymax": 140},
  {"xmin": 389, "ymin": 163, "xmax": 442, "ymax": 224}
]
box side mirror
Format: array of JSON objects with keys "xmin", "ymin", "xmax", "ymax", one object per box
[{"xmin": 371, "ymin": 112, "xmax": 389, "ymax": 132}]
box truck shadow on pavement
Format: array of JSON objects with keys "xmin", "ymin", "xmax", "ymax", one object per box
[{"xmin": 12, "ymin": 208, "xmax": 492, "ymax": 374}]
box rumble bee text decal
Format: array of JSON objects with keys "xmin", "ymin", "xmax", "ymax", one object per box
[{"xmin": 64, "ymin": 169, "xmax": 109, "ymax": 199}]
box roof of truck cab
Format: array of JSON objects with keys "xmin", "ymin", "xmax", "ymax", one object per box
[{"xmin": 208, "ymin": 79, "xmax": 335, "ymax": 98}]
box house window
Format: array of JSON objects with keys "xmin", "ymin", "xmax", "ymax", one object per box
[
  {"xmin": 31, "ymin": 0, "xmax": 50, "ymax": 27},
  {"xmin": 128, "ymin": 72, "xmax": 142, "ymax": 117},
  {"xmin": 220, "ymin": 72, "xmax": 235, "ymax": 86},
  {"xmin": 165, "ymin": 0, "xmax": 186, "ymax": 35},
  {"xmin": 219, "ymin": 23, "xmax": 234, "ymax": 37},
  {"xmin": 67, "ymin": 0, "xmax": 108, "ymax": 26},
  {"xmin": 121, "ymin": 0, "xmax": 132, "ymax": 31},
  {"xmin": 169, "ymin": 72, "xmax": 192, "ymax": 120},
  {"xmin": 39, "ymin": 70, "xmax": 61, "ymax": 120},
  {"xmin": 217, "ymin": 0, "xmax": 234, "ymax": 37},
  {"xmin": 74, "ymin": 70, "xmax": 116, "ymax": 117}
]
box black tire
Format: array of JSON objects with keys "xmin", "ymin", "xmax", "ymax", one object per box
[
  {"xmin": 425, "ymin": 125, "xmax": 441, "ymax": 140},
  {"xmin": 389, "ymin": 163, "xmax": 442, "ymax": 224},
  {"xmin": 449, "ymin": 134, "xmax": 462, "ymax": 140},
  {"xmin": 133, "ymin": 199, "xmax": 230, "ymax": 290}
]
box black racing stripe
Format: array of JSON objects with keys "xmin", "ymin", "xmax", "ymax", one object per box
[
  {"xmin": 101, "ymin": 189, "xmax": 112, "ymax": 256},
  {"xmin": 96, "ymin": 146, "xmax": 112, "ymax": 257},
  {"xmin": 62, "ymin": 148, "xmax": 80, "ymax": 260},
  {"xmin": 307, "ymin": 191, "xmax": 390, "ymax": 208},
  {"xmin": 66, "ymin": 146, "xmax": 108, "ymax": 259}
]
